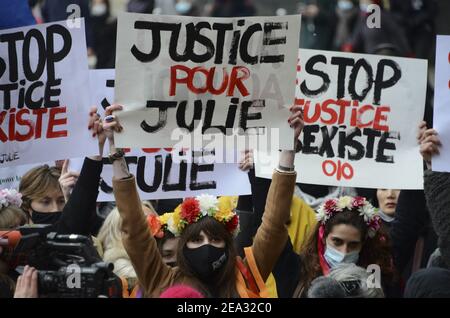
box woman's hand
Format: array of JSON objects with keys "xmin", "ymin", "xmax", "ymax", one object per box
[
  {"xmin": 14, "ymin": 265, "xmax": 38, "ymax": 298},
  {"xmin": 289, "ymin": 104, "xmax": 305, "ymax": 145},
  {"xmin": 239, "ymin": 150, "xmax": 254, "ymax": 172},
  {"xmin": 58, "ymin": 159, "xmax": 79, "ymax": 202},
  {"xmin": 88, "ymin": 106, "xmax": 106, "ymax": 160},
  {"xmin": 279, "ymin": 105, "xmax": 305, "ymax": 170},
  {"xmin": 418, "ymin": 121, "xmax": 441, "ymax": 169},
  {"xmin": 102, "ymin": 104, "xmax": 124, "ymax": 147}
]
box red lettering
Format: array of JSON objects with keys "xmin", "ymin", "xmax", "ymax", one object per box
[
  {"xmin": 46, "ymin": 107, "xmax": 67, "ymax": 138},
  {"xmin": 170, "ymin": 65, "xmax": 190, "ymax": 96},
  {"xmin": 373, "ymin": 106, "xmax": 390, "ymax": 132},
  {"xmin": 321, "ymin": 99, "xmax": 339, "ymax": 125},
  {"xmin": 32, "ymin": 108, "xmax": 48, "ymax": 139},
  {"xmin": 322, "ymin": 160, "xmax": 354, "ymax": 181},
  {"xmin": 227, "ymin": 66, "xmax": 250, "ymax": 97},
  {"xmin": 356, "ymin": 105, "xmax": 374, "ymax": 129},
  {"xmin": 187, "ymin": 67, "xmax": 209, "ymax": 95},
  {"xmin": 304, "ymin": 100, "xmax": 321, "ymax": 124},
  {"xmin": 206, "ymin": 67, "xmax": 229, "ymax": 95},
  {"xmin": 170, "ymin": 65, "xmax": 250, "ymax": 97},
  {"xmin": 15, "ymin": 109, "xmax": 34, "ymax": 141},
  {"xmin": 0, "ymin": 111, "xmax": 7, "ymax": 142}
]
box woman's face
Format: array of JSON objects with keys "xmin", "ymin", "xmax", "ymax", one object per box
[
  {"xmin": 161, "ymin": 237, "xmax": 180, "ymax": 266},
  {"xmin": 186, "ymin": 230, "xmax": 225, "ymax": 249},
  {"xmin": 326, "ymin": 224, "xmax": 363, "ymax": 254},
  {"xmin": 376, "ymin": 189, "xmax": 400, "ymax": 217},
  {"xmin": 29, "ymin": 187, "xmax": 65, "ymax": 214}
]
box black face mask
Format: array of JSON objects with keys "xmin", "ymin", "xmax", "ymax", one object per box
[
  {"xmin": 166, "ymin": 261, "xmax": 177, "ymax": 268},
  {"xmin": 30, "ymin": 210, "xmax": 62, "ymax": 225},
  {"xmin": 183, "ymin": 244, "xmax": 228, "ymax": 281}
]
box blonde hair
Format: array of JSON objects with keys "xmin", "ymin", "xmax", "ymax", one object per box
[
  {"xmin": 19, "ymin": 165, "xmax": 62, "ymax": 213},
  {"xmin": 0, "ymin": 205, "xmax": 28, "ymax": 229},
  {"xmin": 96, "ymin": 202, "xmax": 156, "ymax": 278}
]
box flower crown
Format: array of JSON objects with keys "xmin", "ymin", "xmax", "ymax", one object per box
[
  {"xmin": 0, "ymin": 189, "xmax": 23, "ymax": 210},
  {"xmin": 316, "ymin": 196, "xmax": 381, "ymax": 238},
  {"xmin": 154, "ymin": 194, "xmax": 239, "ymax": 237}
]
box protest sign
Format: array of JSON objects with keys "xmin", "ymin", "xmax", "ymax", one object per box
[
  {"xmin": 0, "ymin": 19, "xmax": 97, "ymax": 167},
  {"xmin": 256, "ymin": 49, "xmax": 427, "ymax": 189},
  {"xmin": 82, "ymin": 69, "xmax": 251, "ymax": 200},
  {"xmin": 432, "ymin": 35, "xmax": 450, "ymax": 172},
  {"xmin": 0, "ymin": 161, "xmax": 54, "ymax": 190},
  {"xmin": 114, "ymin": 13, "xmax": 301, "ymax": 153},
  {"xmin": 69, "ymin": 148, "xmax": 251, "ymax": 201}
]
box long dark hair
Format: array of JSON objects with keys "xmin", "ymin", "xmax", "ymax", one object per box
[
  {"xmin": 176, "ymin": 216, "xmax": 237, "ymax": 298},
  {"xmin": 294, "ymin": 210, "xmax": 394, "ymax": 297}
]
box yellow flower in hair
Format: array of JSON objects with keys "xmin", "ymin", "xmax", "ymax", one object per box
[
  {"xmin": 159, "ymin": 212, "xmax": 171, "ymax": 227},
  {"xmin": 214, "ymin": 197, "xmax": 235, "ymax": 222},
  {"xmin": 173, "ymin": 205, "xmax": 185, "ymax": 231}
]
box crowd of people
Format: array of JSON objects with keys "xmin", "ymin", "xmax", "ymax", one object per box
[{"xmin": 1, "ymin": 0, "xmax": 449, "ymax": 299}]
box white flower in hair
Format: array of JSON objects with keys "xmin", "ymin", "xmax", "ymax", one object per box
[
  {"xmin": 359, "ymin": 202, "xmax": 377, "ymax": 223},
  {"xmin": 167, "ymin": 216, "xmax": 179, "ymax": 236},
  {"xmin": 316, "ymin": 206, "xmax": 327, "ymax": 223},
  {"xmin": 196, "ymin": 194, "xmax": 218, "ymax": 216},
  {"xmin": 337, "ymin": 196, "xmax": 353, "ymax": 210},
  {"xmin": 0, "ymin": 189, "xmax": 22, "ymax": 209}
]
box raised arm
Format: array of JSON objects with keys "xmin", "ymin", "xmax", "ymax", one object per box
[
  {"xmin": 251, "ymin": 105, "xmax": 303, "ymax": 281},
  {"xmin": 56, "ymin": 107, "xmax": 104, "ymax": 236},
  {"xmin": 103, "ymin": 105, "xmax": 175, "ymax": 296}
]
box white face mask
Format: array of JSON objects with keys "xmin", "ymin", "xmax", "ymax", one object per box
[
  {"xmin": 175, "ymin": 1, "xmax": 192, "ymax": 15},
  {"xmin": 91, "ymin": 3, "xmax": 107, "ymax": 16},
  {"xmin": 359, "ymin": 3, "xmax": 369, "ymax": 12},
  {"xmin": 338, "ymin": 0, "xmax": 355, "ymax": 11},
  {"xmin": 324, "ymin": 244, "xmax": 360, "ymax": 269}
]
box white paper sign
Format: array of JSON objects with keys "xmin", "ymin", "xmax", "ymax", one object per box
[
  {"xmin": 83, "ymin": 69, "xmax": 251, "ymax": 200},
  {"xmin": 0, "ymin": 19, "xmax": 97, "ymax": 168},
  {"xmin": 114, "ymin": 13, "xmax": 301, "ymax": 153},
  {"xmin": 0, "ymin": 161, "xmax": 55, "ymax": 190},
  {"xmin": 69, "ymin": 149, "xmax": 251, "ymax": 201},
  {"xmin": 256, "ymin": 49, "xmax": 428, "ymax": 189},
  {"xmin": 432, "ymin": 35, "xmax": 450, "ymax": 172}
]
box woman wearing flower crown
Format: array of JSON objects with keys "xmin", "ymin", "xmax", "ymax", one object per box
[
  {"xmin": 272, "ymin": 195, "xmax": 395, "ymax": 297},
  {"xmin": 98, "ymin": 103, "xmax": 304, "ymax": 297}
]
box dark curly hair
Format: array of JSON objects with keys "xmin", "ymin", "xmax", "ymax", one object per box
[{"xmin": 293, "ymin": 209, "xmax": 394, "ymax": 297}]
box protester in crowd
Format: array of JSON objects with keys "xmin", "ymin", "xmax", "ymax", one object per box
[
  {"xmin": 96, "ymin": 202, "xmax": 157, "ymax": 297},
  {"xmin": 418, "ymin": 124, "xmax": 450, "ymax": 270},
  {"xmin": 99, "ymin": 103, "xmax": 303, "ymax": 297},
  {"xmin": 18, "ymin": 108, "xmax": 106, "ymax": 236},
  {"xmin": 127, "ymin": 0, "xmax": 155, "ymax": 13},
  {"xmin": 308, "ymin": 263, "xmax": 384, "ymax": 298},
  {"xmin": 0, "ymin": 190, "xmax": 28, "ymax": 298},
  {"xmin": 297, "ymin": 0, "xmax": 337, "ymax": 50},
  {"xmin": 404, "ymin": 267, "xmax": 450, "ymax": 298},
  {"xmin": 0, "ymin": 0, "xmax": 35, "ymax": 30},
  {"xmin": 0, "ymin": 189, "xmax": 28, "ymax": 229},
  {"xmin": 40, "ymin": 0, "xmax": 94, "ymax": 59},
  {"xmin": 334, "ymin": 0, "xmax": 359, "ymax": 50},
  {"xmin": 210, "ymin": 0, "xmax": 256, "ymax": 17},
  {"xmin": 372, "ymin": 189, "xmax": 399, "ymax": 230},
  {"xmin": 345, "ymin": 0, "xmax": 411, "ymax": 56},
  {"xmin": 156, "ymin": 211, "xmax": 182, "ymax": 267},
  {"xmin": 174, "ymin": 0, "xmax": 200, "ymax": 16},
  {"xmin": 90, "ymin": 0, "xmax": 117, "ymax": 69},
  {"xmin": 272, "ymin": 194, "xmax": 395, "ymax": 297},
  {"xmin": 389, "ymin": 0, "xmax": 438, "ymax": 60}
]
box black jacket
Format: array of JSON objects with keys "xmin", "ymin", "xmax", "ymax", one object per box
[
  {"xmin": 391, "ymin": 189, "xmax": 438, "ymax": 280},
  {"xmin": 56, "ymin": 157, "xmax": 103, "ymax": 236}
]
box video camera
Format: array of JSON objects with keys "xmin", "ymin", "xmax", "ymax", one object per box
[{"xmin": 0, "ymin": 225, "xmax": 122, "ymax": 298}]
